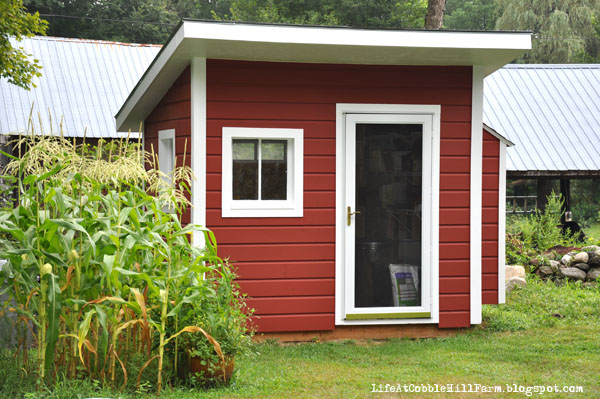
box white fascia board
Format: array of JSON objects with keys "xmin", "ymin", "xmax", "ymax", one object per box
[
  {"xmin": 184, "ymin": 21, "xmax": 531, "ymax": 51},
  {"xmin": 182, "ymin": 22, "xmax": 530, "ymax": 76},
  {"xmin": 483, "ymin": 123, "xmax": 515, "ymax": 147},
  {"xmin": 115, "ymin": 26, "xmax": 185, "ymax": 131}
]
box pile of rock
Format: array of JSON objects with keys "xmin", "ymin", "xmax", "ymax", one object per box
[
  {"xmin": 536, "ymin": 245, "xmax": 600, "ymax": 286},
  {"xmin": 505, "ymin": 265, "xmax": 527, "ymax": 294}
]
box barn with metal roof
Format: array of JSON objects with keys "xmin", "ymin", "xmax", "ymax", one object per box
[
  {"xmin": 484, "ymin": 64, "xmax": 600, "ymax": 217},
  {"xmin": 0, "ymin": 36, "xmax": 161, "ymax": 139}
]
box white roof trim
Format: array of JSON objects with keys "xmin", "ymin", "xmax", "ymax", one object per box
[
  {"xmin": 116, "ymin": 20, "xmax": 531, "ymax": 131},
  {"xmin": 116, "ymin": 27, "xmax": 186, "ymax": 134},
  {"xmin": 184, "ymin": 21, "xmax": 531, "ymax": 51},
  {"xmin": 483, "ymin": 123, "xmax": 515, "ymax": 147}
]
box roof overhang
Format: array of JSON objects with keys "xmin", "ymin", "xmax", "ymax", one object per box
[
  {"xmin": 116, "ymin": 20, "xmax": 531, "ymax": 131},
  {"xmin": 483, "ymin": 123, "xmax": 515, "ymax": 147}
]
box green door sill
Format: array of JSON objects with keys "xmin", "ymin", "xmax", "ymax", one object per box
[{"xmin": 345, "ymin": 312, "xmax": 431, "ymax": 320}]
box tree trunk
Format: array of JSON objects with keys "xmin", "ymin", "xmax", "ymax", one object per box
[{"xmin": 425, "ymin": 0, "xmax": 446, "ymax": 29}]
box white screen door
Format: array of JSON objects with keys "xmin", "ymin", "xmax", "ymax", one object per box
[{"xmin": 344, "ymin": 113, "xmax": 433, "ymax": 320}]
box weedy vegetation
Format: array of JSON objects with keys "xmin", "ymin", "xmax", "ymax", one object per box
[{"xmin": 505, "ymin": 194, "xmax": 594, "ymax": 266}]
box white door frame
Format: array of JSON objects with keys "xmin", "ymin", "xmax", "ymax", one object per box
[{"xmin": 335, "ymin": 103, "xmax": 441, "ymax": 326}]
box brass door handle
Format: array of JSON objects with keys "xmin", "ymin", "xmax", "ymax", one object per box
[{"xmin": 347, "ymin": 206, "xmax": 361, "ymax": 226}]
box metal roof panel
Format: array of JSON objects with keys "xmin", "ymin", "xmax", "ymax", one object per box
[
  {"xmin": 484, "ymin": 64, "xmax": 600, "ymax": 173},
  {"xmin": 0, "ymin": 36, "xmax": 160, "ymax": 138}
]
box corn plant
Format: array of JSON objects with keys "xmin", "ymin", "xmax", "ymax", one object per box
[{"xmin": 0, "ymin": 130, "xmax": 241, "ymax": 394}]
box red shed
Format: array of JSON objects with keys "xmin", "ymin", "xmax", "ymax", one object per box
[{"xmin": 116, "ymin": 20, "xmax": 530, "ymax": 339}]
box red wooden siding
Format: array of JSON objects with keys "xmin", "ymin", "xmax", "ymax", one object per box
[
  {"xmin": 438, "ymin": 96, "xmax": 472, "ymax": 327},
  {"xmin": 145, "ymin": 60, "xmax": 474, "ymax": 332},
  {"xmin": 204, "ymin": 60, "xmax": 473, "ymax": 331},
  {"xmin": 144, "ymin": 67, "xmax": 192, "ymax": 223},
  {"xmin": 482, "ymin": 131, "xmax": 500, "ymax": 305}
]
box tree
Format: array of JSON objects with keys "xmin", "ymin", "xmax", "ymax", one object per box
[
  {"xmin": 173, "ymin": 0, "xmax": 233, "ymax": 20},
  {"xmin": 496, "ymin": 0, "xmax": 600, "ymax": 63},
  {"xmin": 587, "ymin": 11, "xmax": 600, "ymax": 61},
  {"xmin": 25, "ymin": 0, "xmax": 177, "ymax": 44},
  {"xmin": 0, "ymin": 0, "xmax": 47, "ymax": 89},
  {"xmin": 92, "ymin": 0, "xmax": 178, "ymax": 44},
  {"xmin": 227, "ymin": 0, "xmax": 427, "ymax": 29},
  {"xmin": 23, "ymin": 0, "xmax": 431, "ymax": 44},
  {"xmin": 444, "ymin": 0, "xmax": 498, "ymax": 31},
  {"xmin": 425, "ymin": 0, "xmax": 446, "ymax": 29},
  {"xmin": 329, "ymin": 0, "xmax": 427, "ymax": 28}
]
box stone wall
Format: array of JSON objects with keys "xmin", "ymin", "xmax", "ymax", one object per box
[{"xmin": 535, "ymin": 246, "xmax": 600, "ymax": 286}]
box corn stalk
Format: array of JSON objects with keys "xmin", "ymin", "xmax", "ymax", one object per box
[{"xmin": 0, "ymin": 127, "xmax": 239, "ymax": 392}]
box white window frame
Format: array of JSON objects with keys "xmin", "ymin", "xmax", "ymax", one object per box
[
  {"xmin": 158, "ymin": 129, "xmax": 176, "ymax": 183},
  {"xmin": 157, "ymin": 129, "xmax": 176, "ymax": 213},
  {"xmin": 222, "ymin": 127, "xmax": 303, "ymax": 218}
]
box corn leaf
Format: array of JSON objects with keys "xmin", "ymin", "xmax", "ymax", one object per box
[
  {"xmin": 94, "ymin": 305, "xmax": 109, "ymax": 360},
  {"xmin": 50, "ymin": 219, "xmax": 96, "ymax": 254},
  {"xmin": 77, "ymin": 309, "xmax": 96, "ymax": 365},
  {"xmin": 44, "ymin": 273, "xmax": 61, "ymax": 374}
]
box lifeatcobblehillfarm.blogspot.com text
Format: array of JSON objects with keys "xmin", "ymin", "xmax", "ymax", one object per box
[{"xmin": 370, "ymin": 383, "xmax": 584, "ymax": 396}]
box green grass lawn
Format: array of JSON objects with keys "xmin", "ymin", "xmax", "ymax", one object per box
[
  {"xmin": 584, "ymin": 222, "xmax": 600, "ymax": 242},
  {"xmin": 172, "ymin": 325, "xmax": 599, "ymax": 399},
  {"xmin": 3, "ymin": 279, "xmax": 599, "ymax": 398}
]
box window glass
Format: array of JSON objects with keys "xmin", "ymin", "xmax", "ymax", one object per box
[
  {"xmin": 232, "ymin": 140, "xmax": 257, "ymax": 160},
  {"xmin": 261, "ymin": 141, "xmax": 286, "ymax": 160},
  {"xmin": 261, "ymin": 140, "xmax": 287, "ymax": 200},
  {"xmin": 161, "ymin": 139, "xmax": 174, "ymax": 177},
  {"xmin": 232, "ymin": 139, "xmax": 258, "ymax": 200}
]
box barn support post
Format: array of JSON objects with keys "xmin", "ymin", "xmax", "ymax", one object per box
[
  {"xmin": 559, "ymin": 178, "xmax": 571, "ymax": 223},
  {"xmin": 0, "ymin": 134, "xmax": 12, "ymax": 208},
  {"xmin": 536, "ymin": 178, "xmax": 554, "ymax": 212}
]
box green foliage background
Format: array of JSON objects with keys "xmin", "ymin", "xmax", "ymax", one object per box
[
  {"xmin": 23, "ymin": 0, "xmax": 428, "ymax": 45},
  {"xmin": 0, "ymin": 0, "xmax": 47, "ymax": 89},
  {"xmin": 447, "ymin": 0, "xmax": 600, "ymax": 62},
  {"xmin": 18, "ymin": 0, "xmax": 600, "ymax": 63}
]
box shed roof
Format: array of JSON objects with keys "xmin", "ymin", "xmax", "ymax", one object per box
[
  {"xmin": 483, "ymin": 64, "xmax": 600, "ymax": 177},
  {"xmin": 483, "ymin": 123, "xmax": 514, "ymax": 147},
  {"xmin": 116, "ymin": 19, "xmax": 531, "ymax": 131},
  {"xmin": 0, "ymin": 36, "xmax": 161, "ymax": 138}
]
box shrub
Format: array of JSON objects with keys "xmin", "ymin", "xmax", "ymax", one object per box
[
  {"xmin": 183, "ymin": 261, "xmax": 254, "ymax": 366},
  {"xmin": 506, "ymin": 194, "xmax": 580, "ymax": 265}
]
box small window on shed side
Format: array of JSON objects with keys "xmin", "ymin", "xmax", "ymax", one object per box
[
  {"xmin": 222, "ymin": 127, "xmax": 303, "ymax": 218},
  {"xmin": 158, "ymin": 129, "xmax": 176, "ymax": 185}
]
